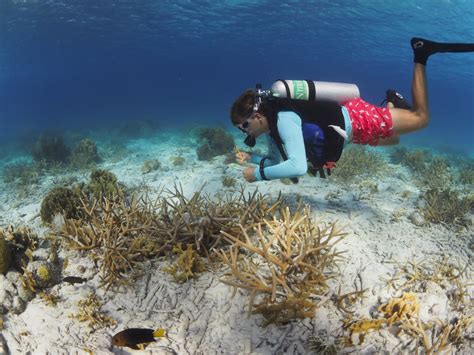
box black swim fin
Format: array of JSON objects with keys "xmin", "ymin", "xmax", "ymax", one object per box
[
  {"xmin": 411, "ymin": 37, "xmax": 474, "ymax": 65},
  {"xmin": 380, "ymin": 89, "xmax": 412, "ymax": 110}
]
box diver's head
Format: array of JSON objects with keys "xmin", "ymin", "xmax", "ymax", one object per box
[{"xmin": 230, "ymin": 89, "xmax": 270, "ymax": 146}]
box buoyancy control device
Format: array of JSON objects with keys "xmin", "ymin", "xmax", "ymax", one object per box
[{"xmin": 247, "ymin": 80, "xmax": 360, "ymax": 182}]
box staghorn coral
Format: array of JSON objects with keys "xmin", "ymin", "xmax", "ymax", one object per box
[
  {"xmin": 379, "ymin": 292, "xmax": 419, "ymax": 324},
  {"xmin": 307, "ymin": 336, "xmax": 338, "ymax": 355},
  {"xmin": 163, "ymin": 243, "xmax": 206, "ymax": 283},
  {"xmin": 70, "ymin": 292, "xmax": 116, "ymax": 330},
  {"xmin": 156, "ymin": 185, "xmax": 284, "ymax": 253},
  {"xmin": 381, "ymin": 256, "xmax": 471, "ymax": 311},
  {"xmin": 218, "ymin": 205, "xmax": 346, "ymax": 325},
  {"xmin": 39, "ymin": 291, "xmax": 60, "ymax": 307},
  {"xmin": 344, "ymin": 291, "xmax": 473, "ymax": 354},
  {"xmin": 341, "ymin": 294, "xmax": 473, "ymax": 352},
  {"xmin": 349, "ymin": 292, "xmax": 420, "ymax": 334},
  {"xmin": 59, "ymin": 185, "xmax": 284, "ymax": 289},
  {"xmin": 400, "ymin": 314, "xmax": 473, "ymax": 354},
  {"xmin": 333, "ymin": 283, "xmax": 367, "ymax": 316},
  {"xmin": 253, "ymin": 294, "xmax": 316, "ymax": 327},
  {"xmin": 60, "ymin": 193, "xmax": 163, "ymax": 289}
]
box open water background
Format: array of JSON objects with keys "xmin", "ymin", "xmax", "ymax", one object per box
[{"xmin": 0, "ymin": 0, "xmax": 473, "ymax": 154}]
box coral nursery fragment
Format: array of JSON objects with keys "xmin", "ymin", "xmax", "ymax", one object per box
[
  {"xmin": 58, "ymin": 184, "xmax": 283, "ymax": 289},
  {"xmin": 70, "ymin": 292, "xmax": 116, "ymax": 330},
  {"xmin": 218, "ymin": 205, "xmax": 346, "ymax": 325},
  {"xmin": 163, "ymin": 243, "xmax": 206, "ymax": 283}
]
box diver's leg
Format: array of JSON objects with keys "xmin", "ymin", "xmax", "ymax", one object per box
[
  {"xmin": 389, "ymin": 37, "xmax": 474, "ymax": 135},
  {"xmin": 389, "ymin": 63, "xmax": 429, "ymax": 135}
]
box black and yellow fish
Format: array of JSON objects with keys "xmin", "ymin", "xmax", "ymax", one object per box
[
  {"xmin": 63, "ymin": 276, "xmax": 87, "ymax": 284},
  {"xmin": 111, "ymin": 328, "xmax": 166, "ymax": 350}
]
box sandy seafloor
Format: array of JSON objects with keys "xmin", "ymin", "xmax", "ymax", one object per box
[{"xmin": 0, "ymin": 128, "xmax": 472, "ymax": 354}]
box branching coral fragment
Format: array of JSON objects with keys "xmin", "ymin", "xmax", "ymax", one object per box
[
  {"xmin": 349, "ymin": 292, "xmax": 419, "ymax": 333},
  {"xmin": 163, "ymin": 243, "xmax": 206, "ymax": 283},
  {"xmin": 70, "ymin": 292, "xmax": 116, "ymax": 330},
  {"xmin": 381, "ymin": 256, "xmax": 472, "ymax": 310},
  {"xmin": 218, "ymin": 205, "xmax": 346, "ymax": 325},
  {"xmin": 59, "ymin": 185, "xmax": 284, "ymax": 289},
  {"xmin": 348, "ymin": 290, "xmax": 473, "ymax": 353},
  {"xmin": 400, "ymin": 314, "xmax": 474, "ymax": 354}
]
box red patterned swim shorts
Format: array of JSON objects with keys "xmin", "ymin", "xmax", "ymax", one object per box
[{"xmin": 343, "ymin": 98, "xmax": 393, "ymax": 146}]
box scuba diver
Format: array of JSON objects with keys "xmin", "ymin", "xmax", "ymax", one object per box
[{"xmin": 230, "ymin": 37, "xmax": 474, "ymax": 183}]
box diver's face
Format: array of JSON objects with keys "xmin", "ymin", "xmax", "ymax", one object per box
[
  {"xmin": 236, "ymin": 113, "xmax": 268, "ymax": 137},
  {"xmin": 236, "ymin": 115, "xmax": 253, "ymax": 134}
]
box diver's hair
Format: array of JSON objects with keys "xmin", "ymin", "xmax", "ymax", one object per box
[{"xmin": 230, "ymin": 89, "xmax": 274, "ymax": 125}]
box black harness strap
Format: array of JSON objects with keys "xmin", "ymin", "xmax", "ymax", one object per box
[
  {"xmin": 306, "ymin": 79, "xmax": 316, "ymax": 101},
  {"xmin": 269, "ymin": 129, "xmax": 299, "ymax": 184},
  {"xmin": 278, "ymin": 79, "xmax": 291, "ymax": 98},
  {"xmin": 259, "ymin": 157, "xmax": 269, "ymax": 180}
]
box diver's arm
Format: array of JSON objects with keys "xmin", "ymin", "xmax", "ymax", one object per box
[
  {"xmin": 254, "ymin": 112, "xmax": 307, "ymax": 181},
  {"xmin": 250, "ymin": 135, "xmax": 281, "ymax": 166}
]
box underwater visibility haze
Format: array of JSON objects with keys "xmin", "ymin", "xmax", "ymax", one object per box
[
  {"xmin": 1, "ymin": 1, "xmax": 474, "ymax": 354},
  {"xmin": 0, "ymin": 0, "xmax": 473, "ymax": 154}
]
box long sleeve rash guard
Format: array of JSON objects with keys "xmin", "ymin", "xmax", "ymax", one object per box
[{"xmin": 250, "ymin": 111, "xmax": 308, "ymax": 181}]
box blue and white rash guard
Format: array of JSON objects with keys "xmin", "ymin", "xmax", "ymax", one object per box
[{"xmin": 250, "ymin": 108, "xmax": 352, "ymax": 181}]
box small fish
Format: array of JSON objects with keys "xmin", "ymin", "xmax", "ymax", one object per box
[
  {"xmin": 63, "ymin": 276, "xmax": 87, "ymax": 284},
  {"xmin": 111, "ymin": 328, "xmax": 166, "ymax": 350}
]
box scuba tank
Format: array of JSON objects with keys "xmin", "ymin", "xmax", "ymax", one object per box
[
  {"xmin": 244, "ymin": 80, "xmax": 359, "ymax": 148},
  {"xmin": 270, "ymin": 80, "xmax": 360, "ymax": 104}
]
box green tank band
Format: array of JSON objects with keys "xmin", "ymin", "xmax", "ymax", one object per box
[{"xmin": 292, "ymin": 80, "xmax": 309, "ymax": 100}]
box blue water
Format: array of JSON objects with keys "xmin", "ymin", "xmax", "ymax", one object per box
[{"xmin": 1, "ymin": 0, "xmax": 473, "ymax": 154}]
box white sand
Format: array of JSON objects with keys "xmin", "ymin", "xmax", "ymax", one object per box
[{"xmin": 0, "ymin": 131, "xmax": 472, "ymax": 354}]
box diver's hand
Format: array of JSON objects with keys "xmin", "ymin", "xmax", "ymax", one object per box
[
  {"xmin": 243, "ymin": 167, "xmax": 256, "ymax": 182},
  {"xmin": 236, "ymin": 151, "xmax": 251, "ymax": 165}
]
